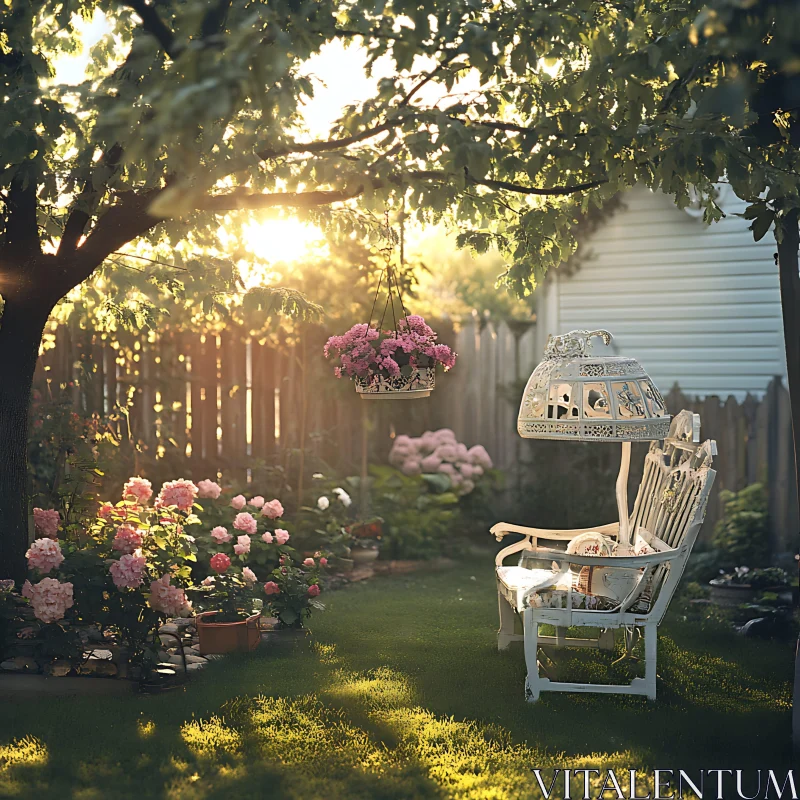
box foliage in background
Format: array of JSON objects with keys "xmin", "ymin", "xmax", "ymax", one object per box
[
  {"xmin": 368, "ymin": 465, "xmax": 459, "ymax": 560},
  {"xmin": 712, "ymin": 483, "xmax": 770, "ymax": 568}
]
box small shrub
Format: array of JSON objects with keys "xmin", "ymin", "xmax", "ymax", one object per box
[{"xmin": 712, "ymin": 483, "xmax": 770, "ymax": 567}]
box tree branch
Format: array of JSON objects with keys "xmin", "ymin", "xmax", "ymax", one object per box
[
  {"xmin": 64, "ymin": 190, "xmax": 165, "ymax": 291},
  {"xmin": 58, "ymin": 144, "xmax": 124, "ymax": 257},
  {"xmin": 124, "ymin": 0, "xmax": 180, "ymax": 58},
  {"xmin": 255, "ymin": 116, "xmax": 417, "ymax": 161},
  {"xmin": 409, "ymin": 169, "xmax": 607, "ymax": 195},
  {"xmin": 467, "ymin": 174, "xmax": 607, "ymax": 195}
]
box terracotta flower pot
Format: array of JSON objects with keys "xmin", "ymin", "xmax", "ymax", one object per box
[{"xmin": 195, "ymin": 611, "xmax": 262, "ymax": 655}]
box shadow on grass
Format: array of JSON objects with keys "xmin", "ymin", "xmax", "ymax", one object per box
[{"xmin": 0, "ymin": 559, "xmax": 792, "ymax": 798}]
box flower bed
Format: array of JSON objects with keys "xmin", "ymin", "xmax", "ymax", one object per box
[{"xmin": 0, "ymin": 476, "xmax": 332, "ymax": 682}]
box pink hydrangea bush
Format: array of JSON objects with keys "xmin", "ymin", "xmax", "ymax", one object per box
[
  {"xmin": 324, "ymin": 316, "xmax": 456, "ymax": 381},
  {"xmin": 123, "ymin": 476, "xmax": 153, "ymax": 505},
  {"xmin": 33, "ymin": 508, "xmax": 60, "ymax": 539},
  {"xmin": 109, "ymin": 553, "xmax": 146, "ymax": 589},
  {"xmin": 389, "ymin": 428, "xmax": 493, "ymax": 496},
  {"xmin": 148, "ymin": 574, "xmax": 192, "ymax": 617},
  {"xmin": 26, "ymin": 538, "xmax": 65, "ymax": 574},
  {"xmin": 22, "ymin": 578, "xmax": 74, "ymax": 624},
  {"xmin": 156, "ymin": 478, "xmax": 198, "ymax": 511},
  {"xmin": 112, "ymin": 524, "xmax": 144, "ymax": 554}
]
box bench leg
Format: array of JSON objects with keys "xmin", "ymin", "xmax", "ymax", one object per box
[
  {"xmin": 497, "ymin": 584, "xmax": 516, "ymax": 651},
  {"xmin": 523, "ymin": 608, "xmax": 540, "ymax": 702},
  {"xmin": 644, "ymin": 623, "xmax": 657, "ymax": 701}
]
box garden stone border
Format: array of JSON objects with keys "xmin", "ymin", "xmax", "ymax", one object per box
[{"xmin": 0, "ymin": 557, "xmax": 458, "ymax": 695}]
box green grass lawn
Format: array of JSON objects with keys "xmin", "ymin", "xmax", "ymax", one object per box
[{"xmin": 0, "ymin": 556, "xmax": 793, "ymax": 799}]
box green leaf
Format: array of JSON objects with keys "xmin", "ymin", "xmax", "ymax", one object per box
[{"xmin": 751, "ymin": 211, "xmax": 774, "ymax": 242}]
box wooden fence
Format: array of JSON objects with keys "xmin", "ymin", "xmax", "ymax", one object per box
[{"xmin": 33, "ymin": 315, "xmax": 797, "ymax": 555}]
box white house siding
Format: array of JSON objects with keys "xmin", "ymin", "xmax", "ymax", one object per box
[{"xmin": 535, "ymin": 185, "xmax": 788, "ymax": 399}]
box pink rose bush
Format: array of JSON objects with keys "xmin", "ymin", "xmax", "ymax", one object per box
[
  {"xmin": 197, "ymin": 479, "xmax": 222, "ymax": 499},
  {"xmin": 190, "ymin": 486, "xmax": 328, "ymax": 628},
  {"xmin": 324, "ymin": 316, "xmax": 456, "ymax": 382},
  {"xmin": 233, "ymin": 512, "xmax": 258, "ymax": 535},
  {"xmin": 33, "ymin": 508, "xmax": 60, "ymax": 539},
  {"xmin": 389, "ymin": 428, "xmax": 493, "ymax": 496},
  {"xmin": 261, "ymin": 499, "xmax": 284, "ymax": 519}
]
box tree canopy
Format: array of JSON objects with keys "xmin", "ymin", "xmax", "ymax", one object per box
[{"xmin": 2, "ymin": 0, "xmax": 798, "ymax": 312}]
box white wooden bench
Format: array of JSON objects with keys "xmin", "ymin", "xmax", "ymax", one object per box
[{"xmin": 492, "ymin": 410, "xmax": 717, "ymax": 701}]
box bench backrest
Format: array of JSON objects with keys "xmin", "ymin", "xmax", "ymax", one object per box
[{"xmin": 628, "ymin": 410, "xmax": 717, "ymax": 622}]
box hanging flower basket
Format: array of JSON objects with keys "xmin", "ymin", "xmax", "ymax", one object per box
[
  {"xmin": 325, "ymin": 316, "xmax": 455, "ymax": 400},
  {"xmin": 355, "ymin": 366, "xmax": 435, "ymax": 399}
]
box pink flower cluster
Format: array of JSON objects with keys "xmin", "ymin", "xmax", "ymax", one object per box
[
  {"xmin": 324, "ymin": 316, "xmax": 456, "ymax": 380},
  {"xmin": 197, "ymin": 479, "xmax": 222, "ymax": 499},
  {"xmin": 123, "ymin": 476, "xmax": 153, "ymax": 505},
  {"xmin": 22, "ymin": 578, "xmax": 74, "ymax": 624},
  {"xmin": 389, "ymin": 428, "xmax": 493, "ymax": 496},
  {"xmin": 26, "ymin": 538, "xmax": 64, "ymax": 574},
  {"xmin": 233, "ymin": 512, "xmax": 258, "ymax": 535},
  {"xmin": 210, "ymin": 553, "xmax": 231, "ymax": 573},
  {"xmin": 234, "ymin": 535, "xmax": 251, "ymax": 555},
  {"xmin": 110, "ymin": 552, "xmax": 146, "ymax": 589},
  {"xmin": 112, "ymin": 524, "xmax": 144, "ymax": 554},
  {"xmin": 261, "ymin": 499, "xmax": 284, "ymax": 519},
  {"xmin": 148, "ymin": 574, "xmax": 192, "ymax": 617},
  {"xmin": 157, "ymin": 479, "xmax": 198, "ymax": 511},
  {"xmin": 33, "ymin": 508, "xmax": 60, "ymax": 539},
  {"xmin": 211, "ymin": 526, "xmax": 232, "ymax": 543}
]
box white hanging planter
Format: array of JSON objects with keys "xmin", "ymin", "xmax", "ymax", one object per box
[{"xmin": 355, "ymin": 367, "xmax": 435, "ymax": 400}]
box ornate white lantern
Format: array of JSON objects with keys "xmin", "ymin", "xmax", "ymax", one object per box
[{"xmin": 517, "ymin": 329, "xmax": 670, "ymax": 543}]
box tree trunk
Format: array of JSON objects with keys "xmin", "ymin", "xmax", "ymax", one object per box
[
  {"xmin": 775, "ymin": 211, "xmax": 800, "ymax": 755},
  {"xmin": 0, "ymin": 295, "xmax": 52, "ymax": 583}
]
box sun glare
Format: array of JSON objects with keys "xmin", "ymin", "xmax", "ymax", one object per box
[{"xmin": 238, "ymin": 218, "xmax": 327, "ymax": 288}]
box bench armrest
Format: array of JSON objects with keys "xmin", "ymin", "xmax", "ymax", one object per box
[
  {"xmin": 490, "ymin": 521, "xmax": 620, "ymax": 542},
  {"xmin": 491, "ymin": 521, "xmax": 620, "ymax": 567}
]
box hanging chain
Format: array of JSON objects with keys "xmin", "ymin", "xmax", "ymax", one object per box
[{"xmin": 371, "ymin": 207, "xmax": 408, "ymax": 335}]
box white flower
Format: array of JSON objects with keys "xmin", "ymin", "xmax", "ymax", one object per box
[
  {"xmin": 317, "ymin": 496, "xmax": 330, "ymax": 511},
  {"xmin": 312, "ymin": 473, "xmax": 324, "ymax": 480},
  {"xmin": 333, "ymin": 487, "xmax": 352, "ymax": 507}
]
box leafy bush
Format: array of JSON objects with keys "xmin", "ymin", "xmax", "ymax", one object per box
[
  {"xmin": 368, "ymin": 466, "xmax": 459, "ymax": 560},
  {"xmin": 712, "ymin": 483, "xmax": 770, "ymax": 567}
]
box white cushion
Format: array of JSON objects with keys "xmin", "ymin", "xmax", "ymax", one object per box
[{"xmin": 496, "ymin": 563, "xmax": 650, "ymax": 614}]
